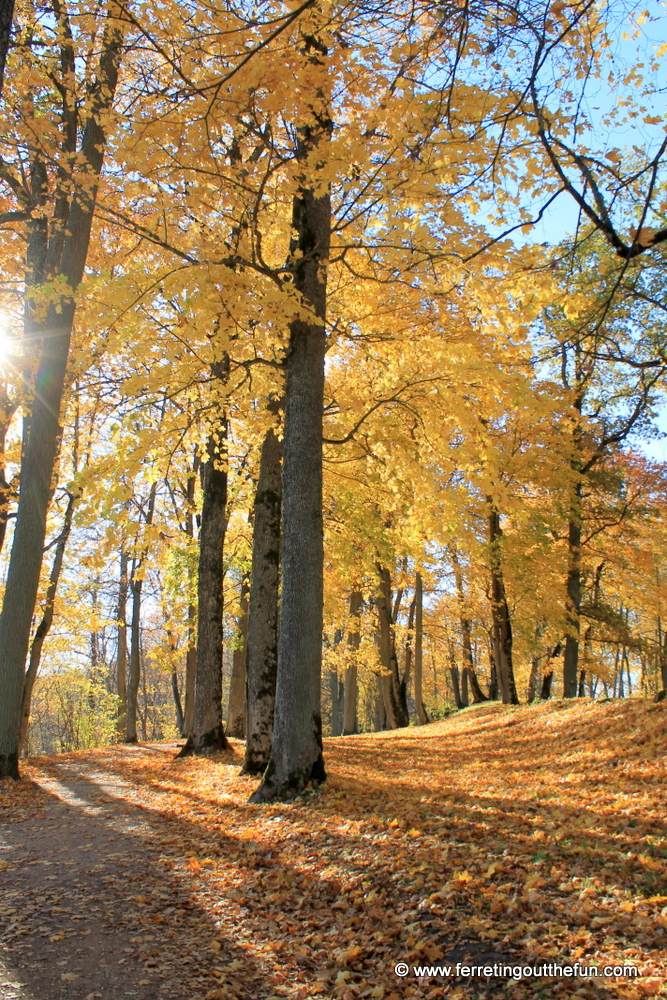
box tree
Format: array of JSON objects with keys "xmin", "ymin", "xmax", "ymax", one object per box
[
  {"xmin": 0, "ymin": 0, "xmax": 14, "ymax": 94},
  {"xmin": 0, "ymin": 0, "xmax": 124, "ymax": 777},
  {"xmin": 243, "ymin": 408, "xmax": 283, "ymax": 774},
  {"xmin": 179, "ymin": 395, "xmax": 229, "ymax": 755},
  {"xmin": 251, "ymin": 20, "xmax": 331, "ymax": 801}
]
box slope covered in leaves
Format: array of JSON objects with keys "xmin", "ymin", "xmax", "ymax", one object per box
[{"xmin": 1, "ymin": 699, "xmax": 666, "ymax": 1000}]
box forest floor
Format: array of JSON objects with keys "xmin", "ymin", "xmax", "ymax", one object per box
[{"xmin": 0, "ymin": 699, "xmax": 666, "ymax": 1000}]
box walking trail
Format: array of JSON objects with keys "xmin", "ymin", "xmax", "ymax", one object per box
[{"xmin": 1, "ymin": 701, "xmax": 666, "ymax": 1000}]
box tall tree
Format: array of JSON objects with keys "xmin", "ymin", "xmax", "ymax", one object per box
[
  {"xmin": 126, "ymin": 481, "xmax": 157, "ymax": 743},
  {"xmin": 243, "ymin": 410, "xmax": 282, "ymax": 774},
  {"xmin": 179, "ymin": 377, "xmax": 229, "ymax": 755},
  {"xmin": 488, "ymin": 503, "xmax": 520, "ymax": 705},
  {"xmin": 251, "ymin": 21, "xmax": 331, "ymax": 801},
  {"xmin": 227, "ymin": 576, "xmax": 248, "ymax": 739},
  {"xmin": 342, "ymin": 590, "xmax": 362, "ymax": 735},
  {"xmin": 0, "ymin": 2, "xmax": 124, "ymax": 777},
  {"xmin": 376, "ymin": 565, "xmax": 410, "ymax": 728}
]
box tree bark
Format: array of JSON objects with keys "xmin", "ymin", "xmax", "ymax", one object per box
[
  {"xmin": 171, "ymin": 671, "xmax": 184, "ymax": 734},
  {"xmin": 449, "ymin": 664, "xmax": 462, "ymax": 710},
  {"xmin": 0, "ymin": 0, "xmax": 15, "ymax": 95},
  {"xmin": 243, "ymin": 415, "xmax": 282, "ymax": 775},
  {"xmin": 0, "ymin": 11, "xmax": 123, "ymax": 778},
  {"xmin": 539, "ymin": 643, "xmax": 561, "ymax": 699},
  {"xmin": 250, "ymin": 29, "xmax": 331, "ymax": 800},
  {"xmin": 413, "ymin": 573, "xmax": 429, "ymax": 724},
  {"xmin": 116, "ymin": 547, "xmax": 128, "ymax": 736},
  {"xmin": 487, "ymin": 504, "xmax": 519, "ymax": 705},
  {"xmin": 227, "ymin": 577, "xmax": 248, "ymax": 738},
  {"xmin": 182, "ymin": 464, "xmax": 198, "ymax": 737},
  {"xmin": 125, "ymin": 482, "xmax": 156, "ymax": 744},
  {"xmin": 460, "ymin": 665, "xmax": 470, "ymax": 707},
  {"xmin": 577, "ymin": 667, "xmax": 586, "ymax": 698},
  {"xmin": 450, "ymin": 548, "xmax": 487, "ymax": 704},
  {"xmin": 17, "ymin": 488, "xmax": 77, "ymax": 755},
  {"xmin": 183, "ymin": 634, "xmax": 197, "ymax": 736},
  {"xmin": 527, "ymin": 655, "xmax": 540, "ymax": 702},
  {"xmin": 375, "ymin": 673, "xmax": 387, "ymax": 731},
  {"xmin": 541, "ymin": 668, "xmax": 554, "ymax": 699},
  {"xmin": 342, "ymin": 590, "xmax": 362, "ymax": 734},
  {"xmin": 376, "ymin": 566, "xmax": 410, "ymax": 728},
  {"xmin": 125, "ymin": 574, "xmax": 143, "ymax": 744},
  {"xmin": 329, "ymin": 669, "xmax": 344, "ymax": 736},
  {"xmin": 402, "ymin": 591, "xmax": 417, "ymax": 692},
  {"xmin": 563, "ymin": 482, "xmax": 583, "ymax": 697},
  {"xmin": 179, "ymin": 420, "xmax": 229, "ymax": 755},
  {"xmin": 468, "ymin": 666, "xmax": 488, "ymax": 704},
  {"xmin": 487, "ymin": 639, "xmax": 499, "ymax": 700}
]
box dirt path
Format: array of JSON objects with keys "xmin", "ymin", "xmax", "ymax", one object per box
[
  {"xmin": 0, "ymin": 745, "xmax": 247, "ymax": 1000},
  {"xmin": 2, "ymin": 701, "xmax": 666, "ymax": 1000}
]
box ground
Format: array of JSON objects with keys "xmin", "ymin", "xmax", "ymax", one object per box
[{"xmin": 0, "ymin": 699, "xmax": 665, "ymax": 1000}]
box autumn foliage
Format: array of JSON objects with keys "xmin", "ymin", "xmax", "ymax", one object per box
[{"xmin": 2, "ymin": 699, "xmax": 666, "ymax": 999}]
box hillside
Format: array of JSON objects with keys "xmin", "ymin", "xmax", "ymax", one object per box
[{"xmin": 1, "ymin": 699, "xmax": 666, "ymax": 1000}]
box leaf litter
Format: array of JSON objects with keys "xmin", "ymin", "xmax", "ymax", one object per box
[{"xmin": 0, "ymin": 699, "xmax": 665, "ymax": 1000}]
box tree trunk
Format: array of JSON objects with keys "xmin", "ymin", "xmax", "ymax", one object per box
[
  {"xmin": 0, "ymin": 10, "xmax": 123, "ymax": 778},
  {"xmin": 116, "ymin": 547, "xmax": 128, "ymax": 736},
  {"xmin": 449, "ymin": 665, "xmax": 462, "ymax": 710},
  {"xmin": 461, "ymin": 666, "xmax": 470, "ymax": 707},
  {"xmin": 468, "ymin": 666, "xmax": 488, "ymax": 704},
  {"xmin": 450, "ymin": 544, "xmax": 484, "ymax": 704},
  {"xmin": 243, "ymin": 415, "xmax": 282, "ymax": 775},
  {"xmin": 250, "ymin": 30, "xmax": 331, "ymax": 800},
  {"xmin": 413, "ymin": 573, "xmax": 429, "ymax": 724},
  {"xmin": 171, "ymin": 671, "xmax": 184, "ymax": 734},
  {"xmin": 540, "ymin": 669, "xmax": 553, "ymax": 699},
  {"xmin": 0, "ymin": 0, "xmax": 15, "ymax": 94},
  {"xmin": 527, "ymin": 655, "xmax": 540, "ymax": 702},
  {"xmin": 17, "ymin": 488, "xmax": 77, "ymax": 755},
  {"xmin": 227, "ymin": 578, "xmax": 248, "ymax": 738},
  {"xmin": 539, "ymin": 643, "xmax": 561, "ymax": 699},
  {"xmin": 125, "ymin": 574, "xmax": 143, "ymax": 744},
  {"xmin": 376, "ymin": 566, "xmax": 410, "ymax": 728},
  {"xmin": 563, "ymin": 484, "xmax": 583, "ymax": 698},
  {"xmin": 342, "ymin": 590, "xmax": 362, "ymax": 734},
  {"xmin": 487, "ymin": 504, "xmax": 519, "ymax": 705},
  {"xmin": 182, "ymin": 464, "xmax": 198, "ymax": 737},
  {"xmin": 402, "ymin": 590, "xmax": 417, "ymax": 696},
  {"xmin": 125, "ymin": 482, "xmax": 157, "ymax": 744},
  {"xmin": 179, "ymin": 422, "xmax": 229, "ymax": 756},
  {"xmin": 183, "ymin": 635, "xmax": 197, "ymax": 735},
  {"xmin": 375, "ymin": 673, "xmax": 387, "ymax": 730},
  {"xmin": 577, "ymin": 668, "xmax": 586, "ymax": 698},
  {"xmin": 487, "ymin": 640, "xmax": 499, "ymax": 700},
  {"xmin": 329, "ymin": 670, "xmax": 342, "ymax": 736}
]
